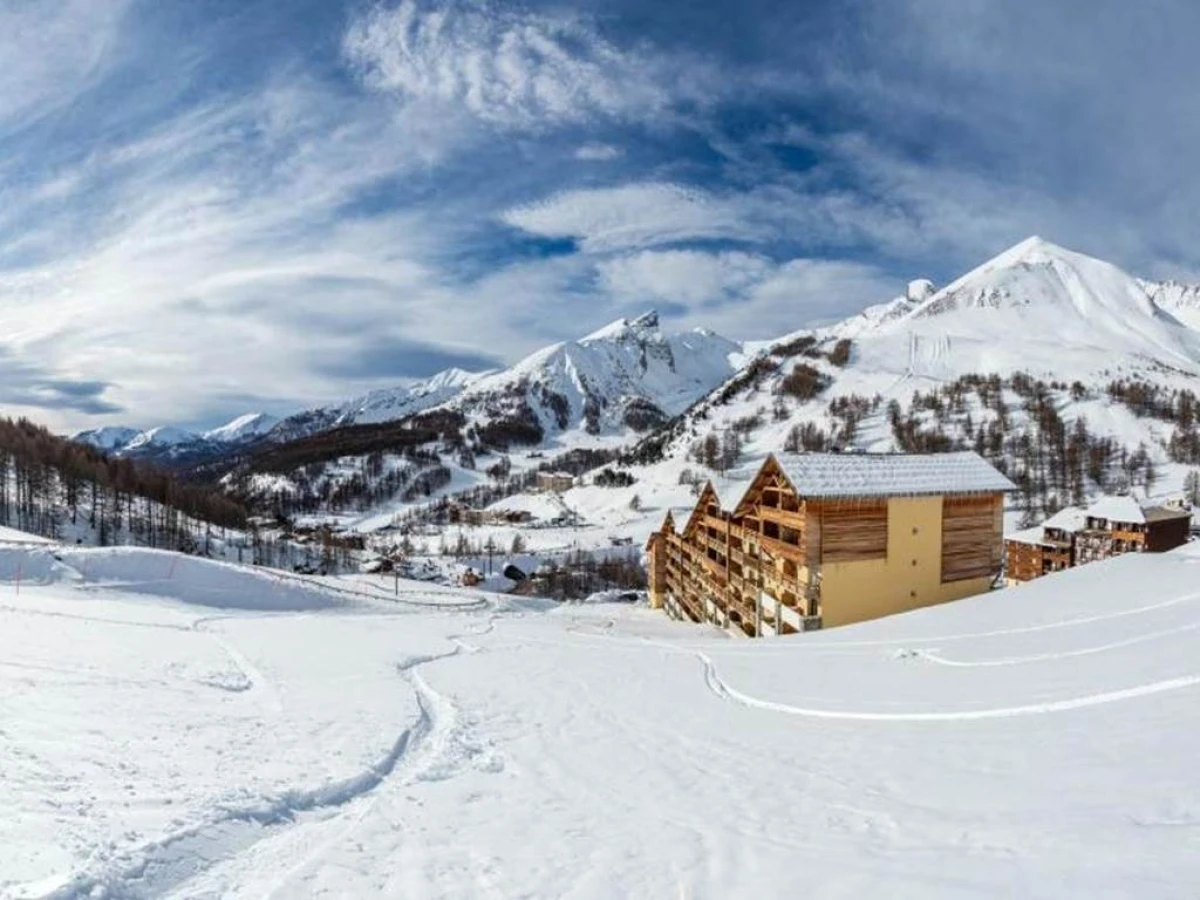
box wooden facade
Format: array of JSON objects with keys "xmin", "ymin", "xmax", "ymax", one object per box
[{"xmin": 647, "ymin": 453, "xmax": 1010, "ymax": 636}]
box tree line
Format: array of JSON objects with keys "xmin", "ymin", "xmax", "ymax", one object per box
[{"xmin": 0, "ymin": 417, "xmax": 246, "ymax": 547}]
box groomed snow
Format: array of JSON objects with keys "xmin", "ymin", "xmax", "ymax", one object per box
[{"xmin": 3, "ymin": 541, "xmax": 1200, "ymax": 897}]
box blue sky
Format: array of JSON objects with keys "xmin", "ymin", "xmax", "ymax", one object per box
[{"xmin": 2, "ymin": 0, "xmax": 1199, "ymax": 431}]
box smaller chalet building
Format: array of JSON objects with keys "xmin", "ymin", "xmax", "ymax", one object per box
[
  {"xmin": 646, "ymin": 451, "xmax": 1013, "ymax": 636},
  {"xmin": 1006, "ymin": 496, "xmax": 1190, "ymax": 585}
]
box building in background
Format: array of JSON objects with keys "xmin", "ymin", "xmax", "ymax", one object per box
[
  {"xmin": 1006, "ymin": 496, "xmax": 1191, "ymax": 584},
  {"xmin": 536, "ymin": 472, "xmax": 576, "ymax": 494},
  {"xmin": 646, "ymin": 451, "xmax": 1013, "ymax": 636}
]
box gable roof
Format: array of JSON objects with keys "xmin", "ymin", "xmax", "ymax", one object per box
[
  {"xmin": 682, "ymin": 482, "xmax": 722, "ymax": 538},
  {"xmin": 645, "ymin": 510, "xmax": 677, "ymax": 549},
  {"xmin": 769, "ymin": 451, "xmax": 1014, "ymax": 500},
  {"xmin": 731, "ymin": 454, "xmax": 793, "ymax": 518}
]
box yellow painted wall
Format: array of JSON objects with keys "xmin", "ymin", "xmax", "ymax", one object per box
[{"xmin": 818, "ymin": 496, "xmax": 993, "ymax": 628}]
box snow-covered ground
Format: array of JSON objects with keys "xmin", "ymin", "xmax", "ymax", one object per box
[{"xmin": 3, "ymin": 530, "xmax": 1200, "ymax": 898}]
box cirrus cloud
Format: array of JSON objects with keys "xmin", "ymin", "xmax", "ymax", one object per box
[{"xmin": 344, "ymin": 0, "xmax": 715, "ymax": 130}]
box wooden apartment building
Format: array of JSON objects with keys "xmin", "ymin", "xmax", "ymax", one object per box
[
  {"xmin": 1006, "ymin": 496, "xmax": 1191, "ymax": 584},
  {"xmin": 645, "ymin": 451, "xmax": 1014, "ymax": 636}
]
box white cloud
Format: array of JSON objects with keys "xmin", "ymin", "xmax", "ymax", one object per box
[
  {"xmin": 598, "ymin": 249, "xmax": 773, "ymax": 306},
  {"xmin": 739, "ymin": 258, "xmax": 899, "ymax": 331},
  {"xmin": 501, "ymin": 182, "xmax": 765, "ymax": 253},
  {"xmin": 594, "ymin": 247, "xmax": 897, "ymax": 339},
  {"xmin": 343, "ymin": 0, "xmax": 710, "ymax": 130},
  {"xmin": 574, "ymin": 143, "xmax": 624, "ymax": 162},
  {"xmin": 0, "ymin": 0, "xmax": 130, "ymax": 129},
  {"xmin": 0, "ymin": 79, "xmax": 512, "ymax": 430}
]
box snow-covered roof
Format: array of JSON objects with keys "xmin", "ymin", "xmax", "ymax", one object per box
[
  {"xmin": 1085, "ymin": 495, "xmax": 1145, "ymax": 525},
  {"xmin": 1005, "ymin": 526, "xmax": 1050, "ymax": 547},
  {"xmin": 771, "ymin": 451, "xmax": 1014, "ymax": 500},
  {"xmin": 1144, "ymin": 505, "xmax": 1192, "ymax": 523},
  {"xmin": 1041, "ymin": 507, "xmax": 1088, "ymax": 533}
]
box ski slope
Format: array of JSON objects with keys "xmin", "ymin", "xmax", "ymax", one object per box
[{"xmin": 2, "ymin": 536, "xmax": 1199, "ymax": 898}]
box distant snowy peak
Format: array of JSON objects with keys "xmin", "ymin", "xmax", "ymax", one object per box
[
  {"xmin": 257, "ymin": 312, "xmax": 740, "ymax": 449},
  {"xmin": 123, "ymin": 426, "xmax": 200, "ymax": 451},
  {"xmin": 580, "ymin": 310, "xmax": 661, "ymax": 343},
  {"xmin": 203, "ymin": 413, "xmax": 279, "ymax": 443},
  {"xmin": 75, "ymin": 414, "xmax": 278, "ymax": 460},
  {"xmin": 337, "ymin": 368, "xmax": 492, "ymax": 428},
  {"xmin": 909, "ymin": 236, "xmax": 1162, "ymax": 321},
  {"xmin": 74, "ymin": 426, "xmax": 142, "ymax": 452},
  {"xmin": 449, "ymin": 309, "xmax": 742, "ymax": 436}
]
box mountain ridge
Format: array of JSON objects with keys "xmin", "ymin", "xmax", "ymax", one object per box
[{"xmin": 72, "ymin": 237, "xmax": 1200, "ymax": 512}]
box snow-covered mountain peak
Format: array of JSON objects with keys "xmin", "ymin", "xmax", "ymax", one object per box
[
  {"xmin": 125, "ymin": 426, "xmax": 199, "ymax": 451},
  {"xmin": 581, "ymin": 310, "xmax": 661, "ymax": 343},
  {"xmin": 202, "ymin": 413, "xmax": 279, "ymax": 443},
  {"xmin": 452, "ymin": 311, "xmax": 741, "ymax": 436},
  {"xmin": 73, "ymin": 425, "xmax": 142, "ymax": 453},
  {"xmin": 910, "ymin": 236, "xmax": 1160, "ymax": 321},
  {"xmin": 421, "ymin": 367, "xmax": 489, "ymax": 391}
]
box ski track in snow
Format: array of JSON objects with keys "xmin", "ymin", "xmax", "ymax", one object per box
[
  {"xmin": 683, "ymin": 645, "xmax": 1200, "ymax": 723},
  {"xmin": 27, "ymin": 616, "xmax": 496, "ymax": 900},
  {"xmin": 912, "ymin": 620, "xmax": 1200, "ymax": 668},
  {"xmin": 662, "ymin": 586, "xmax": 1200, "ymax": 656}
]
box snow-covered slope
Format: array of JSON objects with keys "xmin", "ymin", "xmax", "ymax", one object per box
[
  {"xmin": 123, "ymin": 425, "xmax": 202, "ymax": 452},
  {"xmin": 72, "ymin": 425, "xmax": 142, "ymax": 453},
  {"xmin": 4, "ymin": 537, "xmax": 1199, "ymax": 896},
  {"xmin": 828, "ymin": 277, "xmax": 934, "ymax": 340},
  {"xmin": 266, "ymin": 368, "xmax": 491, "ymax": 443},
  {"xmin": 202, "ymin": 412, "xmax": 278, "ymax": 443},
  {"xmin": 1144, "ymin": 278, "xmax": 1200, "ymax": 331},
  {"xmin": 71, "ymin": 237, "xmax": 1200, "ymax": 539}
]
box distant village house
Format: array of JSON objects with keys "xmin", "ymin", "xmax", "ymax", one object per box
[
  {"xmin": 536, "ymin": 472, "xmax": 576, "ymax": 494},
  {"xmin": 447, "ymin": 503, "xmax": 534, "ymax": 527}
]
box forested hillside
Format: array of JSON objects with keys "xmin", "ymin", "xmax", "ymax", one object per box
[{"xmin": 0, "ymin": 418, "xmax": 247, "ymax": 550}]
